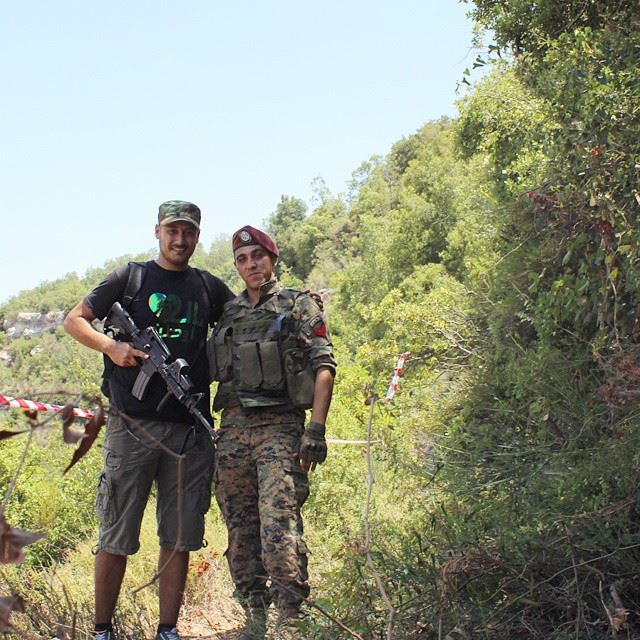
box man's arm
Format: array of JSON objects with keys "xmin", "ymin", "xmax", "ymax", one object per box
[
  {"xmin": 293, "ymin": 292, "xmax": 337, "ymax": 471},
  {"xmin": 299, "ymin": 366, "xmax": 335, "ymax": 472},
  {"xmin": 63, "ymin": 300, "xmax": 147, "ymax": 367},
  {"xmin": 310, "ymin": 366, "xmax": 334, "ymax": 425}
]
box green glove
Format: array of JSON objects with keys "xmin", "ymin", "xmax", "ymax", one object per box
[{"xmin": 299, "ymin": 421, "xmax": 327, "ymax": 464}]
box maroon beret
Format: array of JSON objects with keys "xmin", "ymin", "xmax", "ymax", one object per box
[{"xmin": 232, "ymin": 225, "xmax": 279, "ymax": 258}]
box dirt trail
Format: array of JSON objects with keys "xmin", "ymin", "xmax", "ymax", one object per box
[{"xmin": 178, "ymin": 548, "xmax": 245, "ymax": 639}]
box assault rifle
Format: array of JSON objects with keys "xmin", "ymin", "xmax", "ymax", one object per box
[{"xmin": 104, "ymin": 302, "xmax": 218, "ymax": 441}]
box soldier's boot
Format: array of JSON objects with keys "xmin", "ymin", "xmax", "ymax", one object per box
[
  {"xmin": 235, "ymin": 607, "xmax": 268, "ymax": 640},
  {"xmin": 271, "ymin": 607, "xmax": 305, "ymax": 640}
]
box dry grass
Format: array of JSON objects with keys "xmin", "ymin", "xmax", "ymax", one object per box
[{"xmin": 3, "ymin": 503, "xmax": 247, "ymax": 639}]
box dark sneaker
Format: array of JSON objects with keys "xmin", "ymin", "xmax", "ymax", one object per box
[{"xmin": 156, "ymin": 627, "xmax": 181, "ymax": 640}]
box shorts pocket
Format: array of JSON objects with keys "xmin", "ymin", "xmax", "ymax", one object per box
[
  {"xmin": 197, "ymin": 479, "xmax": 213, "ymax": 514},
  {"xmin": 104, "ymin": 449, "xmax": 121, "ymax": 472},
  {"xmin": 96, "ymin": 472, "xmax": 116, "ymax": 528}
]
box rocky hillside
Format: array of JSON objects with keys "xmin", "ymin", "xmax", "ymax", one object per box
[{"xmin": 2, "ymin": 311, "xmax": 65, "ymax": 339}]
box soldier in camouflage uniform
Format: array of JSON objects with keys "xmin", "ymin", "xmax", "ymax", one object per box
[{"xmin": 208, "ymin": 225, "xmax": 336, "ymax": 639}]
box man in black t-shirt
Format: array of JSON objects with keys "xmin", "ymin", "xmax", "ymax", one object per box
[{"xmin": 64, "ymin": 201, "xmax": 234, "ymax": 640}]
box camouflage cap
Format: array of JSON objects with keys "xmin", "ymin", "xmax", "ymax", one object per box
[{"xmin": 158, "ymin": 200, "xmax": 201, "ymax": 229}]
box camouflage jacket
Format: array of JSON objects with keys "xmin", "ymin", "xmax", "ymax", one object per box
[{"xmin": 212, "ymin": 278, "xmax": 336, "ymax": 428}]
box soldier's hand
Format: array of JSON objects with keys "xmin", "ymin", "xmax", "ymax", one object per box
[
  {"xmin": 105, "ymin": 340, "xmax": 148, "ymax": 367},
  {"xmin": 299, "ymin": 421, "xmax": 327, "ymax": 472}
]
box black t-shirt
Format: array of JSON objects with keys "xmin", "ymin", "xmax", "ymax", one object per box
[{"xmin": 85, "ymin": 260, "xmax": 235, "ymax": 423}]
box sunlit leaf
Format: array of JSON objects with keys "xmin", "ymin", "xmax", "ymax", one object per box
[
  {"xmin": 0, "ymin": 511, "xmax": 44, "ymax": 564},
  {"xmin": 63, "ymin": 405, "xmax": 106, "ymax": 474},
  {"xmin": 61, "ymin": 403, "xmax": 85, "ymax": 444}
]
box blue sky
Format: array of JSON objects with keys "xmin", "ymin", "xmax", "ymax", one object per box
[{"xmin": 0, "ymin": 1, "xmax": 483, "ymax": 304}]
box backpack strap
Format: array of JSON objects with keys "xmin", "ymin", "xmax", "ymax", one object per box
[
  {"xmin": 193, "ymin": 267, "xmax": 215, "ymax": 324},
  {"xmin": 122, "ymin": 261, "xmax": 146, "ymax": 309},
  {"xmin": 101, "ymin": 261, "xmax": 145, "ymax": 399}
]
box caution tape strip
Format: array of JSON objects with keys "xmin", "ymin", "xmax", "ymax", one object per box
[
  {"xmin": 384, "ymin": 351, "xmax": 410, "ymax": 402},
  {"xmin": 0, "ymin": 394, "xmax": 94, "ymax": 419}
]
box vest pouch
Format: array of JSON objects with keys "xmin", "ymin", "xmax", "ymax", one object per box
[
  {"xmin": 259, "ymin": 341, "xmax": 284, "ymax": 390},
  {"xmin": 284, "ymin": 348, "xmax": 315, "ymax": 409},
  {"xmin": 236, "ymin": 343, "xmax": 263, "ymax": 390},
  {"xmin": 207, "ymin": 325, "xmax": 233, "ymax": 383}
]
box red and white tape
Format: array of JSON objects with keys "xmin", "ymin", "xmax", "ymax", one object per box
[
  {"xmin": 3, "ymin": 352, "xmax": 412, "ymax": 424},
  {"xmin": 384, "ymin": 352, "xmax": 410, "ymax": 402},
  {"xmin": 0, "ymin": 394, "xmax": 94, "ymax": 419}
]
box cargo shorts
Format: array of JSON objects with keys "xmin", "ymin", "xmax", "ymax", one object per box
[{"xmin": 96, "ymin": 415, "xmax": 215, "ymax": 556}]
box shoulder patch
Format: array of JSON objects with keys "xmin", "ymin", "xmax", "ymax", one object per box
[{"xmin": 310, "ymin": 315, "xmax": 327, "ymax": 337}]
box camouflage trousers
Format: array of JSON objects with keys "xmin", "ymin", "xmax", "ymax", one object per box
[{"xmin": 214, "ymin": 422, "xmax": 310, "ymax": 611}]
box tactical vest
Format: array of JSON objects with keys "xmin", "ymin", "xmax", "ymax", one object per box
[{"xmin": 207, "ymin": 289, "xmax": 316, "ymax": 409}]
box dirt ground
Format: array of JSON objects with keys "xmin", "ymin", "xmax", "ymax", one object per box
[{"xmin": 178, "ymin": 548, "xmax": 246, "ymax": 639}]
